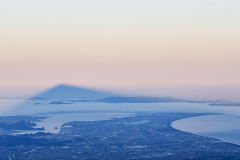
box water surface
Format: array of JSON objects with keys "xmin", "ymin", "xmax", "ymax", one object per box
[
  {"xmin": 172, "ymin": 114, "xmax": 240, "ymax": 145},
  {"xmin": 15, "ymin": 112, "xmax": 135, "ymax": 134}
]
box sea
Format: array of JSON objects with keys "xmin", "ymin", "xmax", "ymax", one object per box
[{"xmin": 1, "ymin": 99, "xmax": 240, "ymax": 145}]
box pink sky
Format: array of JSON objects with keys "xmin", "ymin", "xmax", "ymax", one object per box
[{"xmin": 1, "ymin": 0, "xmax": 240, "ymax": 100}]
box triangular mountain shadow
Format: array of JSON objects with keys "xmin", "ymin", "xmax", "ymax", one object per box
[{"xmin": 32, "ymin": 84, "xmax": 116, "ymax": 100}]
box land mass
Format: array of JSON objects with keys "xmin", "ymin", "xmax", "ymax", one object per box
[
  {"xmin": 1, "ymin": 113, "xmax": 240, "ymax": 159},
  {"xmin": 95, "ymin": 96, "xmax": 218, "ymax": 104}
]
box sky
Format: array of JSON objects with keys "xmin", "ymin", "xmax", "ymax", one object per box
[{"xmin": 1, "ymin": 0, "xmax": 240, "ymax": 100}]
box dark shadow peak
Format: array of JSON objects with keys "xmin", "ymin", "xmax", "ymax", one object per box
[{"xmin": 33, "ymin": 84, "xmax": 116, "ymax": 100}]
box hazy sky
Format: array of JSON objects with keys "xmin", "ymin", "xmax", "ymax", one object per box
[{"xmin": 1, "ymin": 0, "xmax": 240, "ymax": 99}]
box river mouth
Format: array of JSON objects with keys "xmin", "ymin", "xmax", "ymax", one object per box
[{"xmin": 171, "ymin": 114, "xmax": 240, "ymax": 145}]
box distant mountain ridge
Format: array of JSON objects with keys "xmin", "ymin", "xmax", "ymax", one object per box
[
  {"xmin": 96, "ymin": 96, "xmax": 183, "ymax": 103},
  {"xmin": 32, "ymin": 84, "xmax": 115, "ymax": 100},
  {"xmin": 96, "ymin": 96, "xmax": 220, "ymax": 104}
]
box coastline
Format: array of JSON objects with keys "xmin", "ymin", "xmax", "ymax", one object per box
[{"xmin": 171, "ymin": 114, "xmax": 240, "ymax": 146}]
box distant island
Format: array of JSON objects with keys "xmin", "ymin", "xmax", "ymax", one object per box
[
  {"xmin": 29, "ymin": 97, "xmax": 49, "ymax": 100},
  {"xmin": 49, "ymin": 101, "xmax": 73, "ymax": 105},
  {"xmin": 95, "ymin": 96, "xmax": 218, "ymax": 104},
  {"xmin": 209, "ymin": 102, "xmax": 240, "ymax": 106},
  {"xmin": 95, "ymin": 96, "xmax": 183, "ymax": 103},
  {"xmin": 47, "ymin": 96, "xmax": 232, "ymax": 106}
]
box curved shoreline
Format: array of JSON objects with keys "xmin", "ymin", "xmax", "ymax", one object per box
[{"xmin": 171, "ymin": 114, "xmax": 240, "ymax": 146}]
